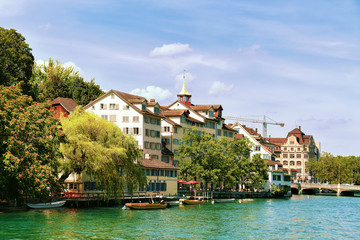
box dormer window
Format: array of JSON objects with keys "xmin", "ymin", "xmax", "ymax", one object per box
[
  {"xmin": 142, "ymin": 102, "xmax": 147, "ymax": 112},
  {"xmin": 209, "ymin": 111, "xmax": 214, "ymax": 117},
  {"xmin": 154, "ymin": 106, "xmax": 159, "ymax": 114}
]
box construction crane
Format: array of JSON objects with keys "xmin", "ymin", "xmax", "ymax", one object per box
[{"xmin": 224, "ymin": 115, "xmax": 285, "ymax": 138}]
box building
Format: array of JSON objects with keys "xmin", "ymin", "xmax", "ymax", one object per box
[
  {"xmin": 50, "ymin": 97, "xmax": 78, "ymax": 118},
  {"xmin": 265, "ymin": 126, "xmax": 320, "ymax": 183},
  {"xmin": 231, "ymin": 122, "xmax": 274, "ymax": 160},
  {"xmin": 263, "ymin": 159, "xmax": 291, "ymax": 192},
  {"xmin": 81, "ymin": 90, "xmax": 179, "ymax": 195}
]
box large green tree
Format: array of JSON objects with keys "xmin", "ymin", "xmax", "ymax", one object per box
[
  {"xmin": 31, "ymin": 58, "xmax": 104, "ymax": 104},
  {"xmin": 0, "ymin": 84, "xmax": 64, "ymax": 202},
  {"xmin": 0, "ymin": 27, "xmax": 34, "ymax": 97},
  {"xmin": 248, "ymin": 154, "xmax": 268, "ymax": 189},
  {"xmin": 307, "ymin": 152, "xmax": 360, "ymax": 184},
  {"xmin": 59, "ymin": 108, "xmax": 147, "ymax": 199}
]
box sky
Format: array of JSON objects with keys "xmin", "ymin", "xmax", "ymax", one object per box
[{"xmin": 1, "ymin": 0, "xmax": 360, "ymax": 156}]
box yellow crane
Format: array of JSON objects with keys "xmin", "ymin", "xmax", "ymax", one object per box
[{"xmin": 224, "ymin": 115, "xmax": 284, "ymax": 138}]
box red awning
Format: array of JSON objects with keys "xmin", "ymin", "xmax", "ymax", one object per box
[{"xmin": 187, "ymin": 180, "xmax": 199, "ymax": 184}]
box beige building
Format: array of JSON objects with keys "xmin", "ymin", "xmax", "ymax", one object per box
[{"xmin": 266, "ymin": 126, "xmax": 320, "ymax": 182}]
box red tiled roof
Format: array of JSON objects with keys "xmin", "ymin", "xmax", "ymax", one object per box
[
  {"xmin": 234, "ymin": 134, "xmax": 244, "ymax": 139},
  {"xmin": 50, "ymin": 97, "xmax": 78, "ymax": 113},
  {"xmin": 139, "ymin": 158, "xmax": 179, "ymax": 170},
  {"xmin": 186, "ymin": 116, "xmax": 204, "ymax": 123},
  {"xmin": 264, "ymin": 159, "xmax": 277, "ymax": 166},
  {"xmin": 223, "ymin": 123, "xmax": 237, "ymax": 132},
  {"xmin": 161, "ymin": 109, "xmax": 188, "ymax": 116},
  {"xmin": 265, "ymin": 138, "xmax": 286, "ymax": 145}
]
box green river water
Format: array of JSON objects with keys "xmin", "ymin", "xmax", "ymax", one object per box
[{"xmin": 1, "ymin": 195, "xmax": 360, "ymax": 240}]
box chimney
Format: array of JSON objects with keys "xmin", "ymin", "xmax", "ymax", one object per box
[
  {"xmin": 299, "ymin": 126, "xmax": 301, "ymax": 131},
  {"xmin": 150, "ymin": 99, "xmax": 155, "ymax": 102}
]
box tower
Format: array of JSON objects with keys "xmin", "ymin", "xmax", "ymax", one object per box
[{"xmin": 177, "ymin": 72, "xmax": 192, "ymax": 106}]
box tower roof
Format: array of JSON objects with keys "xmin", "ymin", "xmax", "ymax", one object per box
[{"xmin": 178, "ymin": 80, "xmax": 191, "ymax": 96}]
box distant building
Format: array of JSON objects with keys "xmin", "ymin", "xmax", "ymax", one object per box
[
  {"xmin": 263, "ymin": 159, "xmax": 291, "ymax": 192},
  {"xmin": 50, "ymin": 97, "xmax": 78, "ymax": 118},
  {"xmin": 265, "ymin": 126, "xmax": 320, "ymax": 182}
]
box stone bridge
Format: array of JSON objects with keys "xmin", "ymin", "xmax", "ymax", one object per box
[{"xmin": 291, "ymin": 183, "xmax": 360, "ymax": 196}]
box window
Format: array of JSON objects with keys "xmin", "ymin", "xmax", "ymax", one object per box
[
  {"xmin": 145, "ymin": 129, "xmax": 150, "ymax": 137},
  {"xmin": 150, "ymin": 142, "xmax": 155, "ymax": 149},
  {"xmin": 123, "ymin": 105, "xmax": 130, "ymax": 110},
  {"xmin": 283, "ymin": 161, "xmax": 288, "ymax": 165},
  {"xmin": 254, "ymin": 145, "xmax": 261, "ymax": 151},
  {"xmin": 296, "ymin": 154, "xmax": 301, "ymax": 158},
  {"xmin": 284, "ymin": 147, "xmax": 287, "ymax": 151},
  {"xmin": 111, "ymin": 94, "xmax": 115, "ymax": 99},
  {"xmin": 101, "ymin": 115, "xmax": 108, "ymax": 120},
  {"xmin": 100, "ymin": 104, "xmax": 107, "ymax": 110},
  {"xmin": 156, "ymin": 143, "xmax": 161, "ymax": 150},
  {"xmin": 290, "ymin": 161, "xmax": 295, "ymax": 166},
  {"xmin": 133, "ymin": 116, "xmax": 139, "ymax": 122},
  {"xmin": 174, "ymin": 127, "xmax": 178, "ymax": 133},
  {"xmin": 142, "ymin": 102, "xmax": 147, "ymax": 111},
  {"xmin": 290, "ymin": 141, "xmax": 294, "ymax": 145},
  {"xmin": 109, "ymin": 115, "xmax": 117, "ymax": 122},
  {"xmin": 151, "ymin": 155, "xmax": 159, "ymax": 160},
  {"xmin": 144, "ymin": 142, "xmax": 150, "ymax": 149},
  {"xmin": 162, "ymin": 138, "xmax": 170, "ymax": 145},
  {"xmin": 69, "ymin": 183, "xmax": 77, "ymax": 190},
  {"xmin": 164, "ymin": 126, "xmax": 170, "ymax": 132},
  {"xmin": 297, "ymin": 161, "xmax": 301, "ymax": 166},
  {"xmin": 133, "ymin": 127, "xmax": 140, "ymax": 135},
  {"xmin": 283, "ymin": 153, "xmax": 288, "ymax": 158},
  {"xmin": 92, "ymin": 105, "xmax": 95, "ymax": 110},
  {"xmin": 154, "ymin": 106, "xmax": 159, "ymax": 114},
  {"xmin": 304, "ymin": 154, "xmax": 309, "ymax": 158},
  {"xmin": 217, "ymin": 129, "xmax": 222, "ymax": 136},
  {"xmin": 122, "ymin": 116, "xmax": 129, "ymax": 122},
  {"xmin": 109, "ymin": 104, "xmax": 118, "ymax": 110},
  {"xmin": 290, "ymin": 154, "xmax": 294, "ymax": 158},
  {"xmin": 297, "ymin": 148, "xmax": 301, "ymax": 151},
  {"xmin": 291, "ymin": 148, "xmax": 294, "ymax": 151},
  {"xmin": 173, "ymin": 139, "xmax": 180, "ymax": 145},
  {"xmin": 123, "ymin": 127, "xmax": 129, "ymax": 135},
  {"xmin": 209, "ymin": 111, "xmax": 214, "ymax": 117}
]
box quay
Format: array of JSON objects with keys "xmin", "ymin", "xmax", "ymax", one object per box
[{"xmin": 59, "ymin": 190, "xmax": 285, "ymax": 208}]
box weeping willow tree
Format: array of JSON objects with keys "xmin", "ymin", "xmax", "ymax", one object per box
[{"xmin": 59, "ymin": 107, "xmax": 146, "ymax": 200}]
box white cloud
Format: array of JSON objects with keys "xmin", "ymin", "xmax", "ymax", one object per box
[
  {"xmin": 208, "ymin": 81, "xmax": 234, "ymax": 96},
  {"xmin": 150, "ymin": 43, "xmax": 193, "ymax": 57},
  {"xmin": 238, "ymin": 44, "xmax": 261, "ymax": 55},
  {"xmin": 130, "ymin": 86, "xmax": 172, "ymax": 102}
]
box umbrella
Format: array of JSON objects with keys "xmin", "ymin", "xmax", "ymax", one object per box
[
  {"xmin": 187, "ymin": 180, "xmax": 199, "ymax": 184},
  {"xmin": 177, "ymin": 180, "xmax": 187, "ymax": 184}
]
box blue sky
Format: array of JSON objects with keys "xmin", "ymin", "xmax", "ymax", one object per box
[{"xmin": 1, "ymin": 0, "xmax": 360, "ymax": 156}]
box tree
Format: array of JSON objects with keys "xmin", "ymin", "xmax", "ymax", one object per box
[
  {"xmin": 219, "ymin": 137, "xmax": 252, "ymax": 189},
  {"xmin": 0, "ymin": 27, "xmax": 34, "ymax": 97},
  {"xmin": 178, "ymin": 128, "xmax": 224, "ymax": 188},
  {"xmin": 248, "ymin": 154, "xmax": 268, "ymax": 189},
  {"xmin": 59, "ymin": 108, "xmax": 146, "ymax": 199},
  {"xmin": 31, "ymin": 58, "xmax": 104, "ymax": 104},
  {"xmin": 0, "ymin": 84, "xmax": 64, "ymax": 202}
]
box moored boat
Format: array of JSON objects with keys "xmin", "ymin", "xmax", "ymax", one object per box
[
  {"xmin": 214, "ymin": 198, "xmax": 235, "ymax": 203},
  {"xmin": 125, "ymin": 202, "xmax": 167, "ymax": 210},
  {"xmin": 182, "ymin": 199, "xmax": 204, "ymax": 205},
  {"xmin": 27, "ymin": 200, "xmax": 66, "ymax": 209}
]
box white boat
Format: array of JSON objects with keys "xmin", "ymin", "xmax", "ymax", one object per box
[
  {"xmin": 27, "ymin": 200, "xmax": 66, "ymax": 209},
  {"xmin": 214, "ymin": 198, "xmax": 235, "ymax": 203}
]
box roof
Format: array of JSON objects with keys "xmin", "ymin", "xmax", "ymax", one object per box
[
  {"xmin": 223, "ymin": 123, "xmax": 237, "ymax": 132},
  {"xmin": 178, "ymin": 80, "xmax": 191, "ymax": 96},
  {"xmin": 287, "ymin": 126, "xmax": 314, "ymax": 145},
  {"xmin": 191, "ymin": 104, "xmax": 223, "ymax": 111},
  {"xmin": 84, "ymin": 89, "xmax": 163, "ymax": 118},
  {"xmin": 234, "ymin": 134, "xmax": 244, "ymax": 139},
  {"xmin": 50, "ymin": 97, "xmax": 78, "ymax": 113},
  {"xmin": 264, "ymin": 159, "xmax": 277, "ymax": 166},
  {"xmin": 161, "ymin": 109, "xmax": 188, "ymax": 117},
  {"xmin": 264, "ymin": 138, "xmax": 286, "ymax": 146},
  {"xmin": 139, "ymin": 158, "xmax": 179, "ymax": 170}
]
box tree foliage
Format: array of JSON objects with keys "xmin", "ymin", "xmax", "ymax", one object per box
[
  {"xmin": 59, "ymin": 108, "xmax": 147, "ymax": 199},
  {"xmin": 307, "ymin": 152, "xmax": 360, "ymax": 184},
  {"xmin": 178, "ymin": 127, "xmax": 268, "ymax": 190},
  {"xmin": 0, "ymin": 27, "xmax": 34, "ymax": 97},
  {"xmin": 31, "ymin": 58, "xmax": 104, "ymax": 105},
  {"xmin": 0, "ymin": 84, "xmax": 64, "ymax": 201}
]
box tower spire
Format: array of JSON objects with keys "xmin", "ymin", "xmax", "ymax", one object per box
[{"xmin": 177, "ymin": 70, "xmax": 192, "ymax": 105}]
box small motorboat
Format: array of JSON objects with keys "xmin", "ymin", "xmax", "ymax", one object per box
[
  {"xmin": 27, "ymin": 200, "xmax": 66, "ymax": 209},
  {"xmin": 125, "ymin": 202, "xmax": 167, "ymax": 210},
  {"xmin": 182, "ymin": 199, "xmax": 204, "ymax": 205},
  {"xmin": 166, "ymin": 201, "xmax": 181, "ymax": 207},
  {"xmin": 214, "ymin": 198, "xmax": 235, "ymax": 203}
]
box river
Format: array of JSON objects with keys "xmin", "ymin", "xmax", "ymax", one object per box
[{"xmin": 1, "ymin": 195, "xmax": 360, "ymax": 239}]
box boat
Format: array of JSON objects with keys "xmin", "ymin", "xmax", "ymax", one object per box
[
  {"xmin": 214, "ymin": 198, "xmax": 235, "ymax": 203},
  {"xmin": 125, "ymin": 202, "xmax": 167, "ymax": 210},
  {"xmin": 26, "ymin": 200, "xmax": 66, "ymax": 209},
  {"xmin": 166, "ymin": 201, "xmax": 182, "ymax": 207},
  {"xmin": 182, "ymin": 199, "xmax": 204, "ymax": 205}
]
